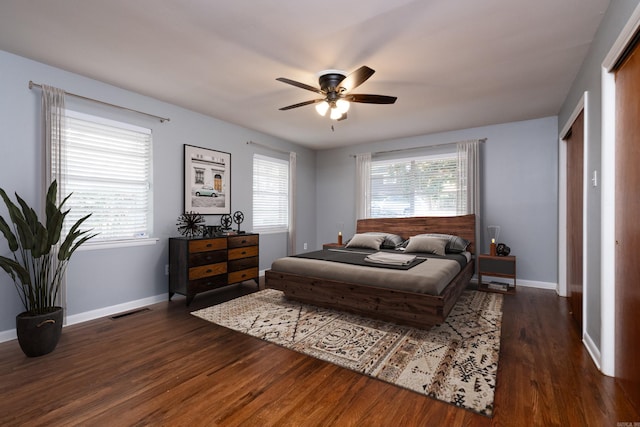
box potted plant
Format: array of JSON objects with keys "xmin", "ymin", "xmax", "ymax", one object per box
[{"xmin": 0, "ymin": 180, "xmax": 95, "ymax": 357}]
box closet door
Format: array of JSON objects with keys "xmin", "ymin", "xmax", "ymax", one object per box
[
  {"xmin": 614, "ymin": 37, "xmax": 640, "ymax": 410},
  {"xmin": 565, "ymin": 111, "xmax": 584, "ymax": 329}
]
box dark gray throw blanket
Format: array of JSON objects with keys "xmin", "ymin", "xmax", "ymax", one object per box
[{"xmin": 293, "ymin": 249, "xmax": 427, "ymax": 270}]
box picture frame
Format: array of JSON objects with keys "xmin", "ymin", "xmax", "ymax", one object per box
[{"xmin": 184, "ymin": 144, "xmax": 231, "ymax": 215}]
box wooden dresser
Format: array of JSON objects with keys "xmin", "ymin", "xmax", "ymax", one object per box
[{"xmin": 169, "ymin": 233, "xmax": 259, "ymax": 305}]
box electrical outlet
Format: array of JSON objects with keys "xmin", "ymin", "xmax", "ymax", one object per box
[
  {"xmin": 164, "ymin": 264, "xmax": 169, "ymax": 276},
  {"xmin": 303, "ymin": 243, "xmax": 308, "ymax": 250}
]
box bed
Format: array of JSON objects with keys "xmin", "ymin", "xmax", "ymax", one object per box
[{"xmin": 264, "ymin": 214, "xmax": 476, "ymax": 329}]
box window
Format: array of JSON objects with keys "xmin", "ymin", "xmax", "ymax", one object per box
[
  {"xmin": 194, "ymin": 168, "xmax": 204, "ymax": 184},
  {"xmin": 370, "ymin": 152, "xmax": 462, "ymax": 217},
  {"xmin": 61, "ymin": 111, "xmax": 153, "ymax": 243},
  {"xmin": 252, "ymin": 154, "xmax": 289, "ymax": 232}
]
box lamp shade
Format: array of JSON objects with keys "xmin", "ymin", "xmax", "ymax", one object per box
[
  {"xmin": 330, "ymin": 107, "xmax": 342, "ymax": 120},
  {"xmin": 335, "ymin": 99, "xmax": 350, "ymax": 114},
  {"xmin": 315, "ymin": 101, "xmax": 329, "ymax": 116}
]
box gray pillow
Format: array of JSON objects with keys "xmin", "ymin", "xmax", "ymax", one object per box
[
  {"xmin": 345, "ymin": 233, "xmax": 386, "ymax": 250},
  {"xmin": 364, "ymin": 232, "xmax": 405, "ymax": 249},
  {"xmin": 404, "ymin": 236, "xmax": 448, "ymax": 256},
  {"xmin": 405, "ymin": 233, "xmax": 470, "ymax": 253}
]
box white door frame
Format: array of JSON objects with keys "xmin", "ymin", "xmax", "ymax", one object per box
[{"xmin": 558, "ymin": 92, "xmax": 589, "ymax": 341}]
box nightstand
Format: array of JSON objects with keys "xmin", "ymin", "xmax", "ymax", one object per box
[
  {"xmin": 477, "ymin": 254, "xmax": 516, "ymax": 294},
  {"xmin": 322, "ymin": 243, "xmax": 345, "ymax": 250}
]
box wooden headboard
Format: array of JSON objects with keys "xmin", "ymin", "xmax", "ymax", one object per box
[{"xmin": 355, "ymin": 214, "xmax": 476, "ymax": 254}]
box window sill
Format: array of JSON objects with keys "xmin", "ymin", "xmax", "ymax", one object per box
[
  {"xmin": 251, "ymin": 229, "xmax": 288, "ymax": 235},
  {"xmin": 79, "ymin": 238, "xmax": 160, "ymax": 251}
]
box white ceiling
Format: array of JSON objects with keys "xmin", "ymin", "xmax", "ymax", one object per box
[{"xmin": 0, "ymin": 0, "xmax": 610, "ymax": 150}]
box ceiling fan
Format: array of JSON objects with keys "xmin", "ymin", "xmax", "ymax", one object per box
[{"xmin": 276, "ymin": 66, "xmax": 397, "ymax": 121}]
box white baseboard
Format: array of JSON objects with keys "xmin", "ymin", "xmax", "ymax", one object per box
[
  {"xmin": 0, "ymin": 293, "xmax": 166, "ymax": 344},
  {"xmin": 0, "ymin": 329, "xmax": 16, "ymax": 344},
  {"xmin": 517, "ymin": 279, "xmax": 558, "ymax": 291},
  {"xmin": 471, "ymin": 276, "xmax": 557, "ymax": 291},
  {"xmin": 583, "ymin": 331, "xmax": 604, "ymax": 374}
]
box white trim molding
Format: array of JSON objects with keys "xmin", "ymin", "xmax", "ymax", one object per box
[
  {"xmin": 0, "ymin": 293, "xmax": 166, "ymax": 344},
  {"xmin": 558, "ymin": 92, "xmax": 588, "ymax": 299},
  {"xmin": 517, "ymin": 279, "xmax": 558, "ymax": 291}
]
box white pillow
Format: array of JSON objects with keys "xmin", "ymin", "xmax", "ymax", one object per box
[
  {"xmin": 404, "ymin": 236, "xmax": 447, "ymax": 256},
  {"xmin": 345, "ymin": 233, "xmax": 386, "ymax": 250}
]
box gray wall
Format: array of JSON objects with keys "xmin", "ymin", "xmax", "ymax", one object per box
[
  {"xmin": 557, "ymin": 0, "xmax": 640, "ymax": 354},
  {"xmin": 0, "ymin": 50, "xmax": 317, "ymax": 334},
  {"xmin": 316, "ymin": 117, "xmax": 559, "ymax": 285}
]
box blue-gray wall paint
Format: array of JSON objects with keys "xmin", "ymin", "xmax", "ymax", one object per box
[
  {"xmin": 558, "ymin": 0, "xmax": 640, "ymax": 354},
  {"xmin": 315, "ymin": 117, "xmax": 559, "ymax": 285},
  {"xmin": 0, "ymin": 50, "xmax": 317, "ymax": 332}
]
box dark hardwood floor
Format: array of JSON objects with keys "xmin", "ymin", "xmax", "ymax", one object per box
[{"xmin": 0, "ymin": 281, "xmax": 637, "ymax": 426}]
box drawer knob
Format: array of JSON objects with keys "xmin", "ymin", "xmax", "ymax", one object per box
[
  {"xmin": 206, "ymin": 243, "xmax": 212, "ymax": 248},
  {"xmin": 242, "ymin": 240, "xmax": 247, "ymax": 244},
  {"xmin": 206, "ymin": 269, "xmax": 212, "ymax": 273},
  {"xmin": 241, "ymin": 251, "xmax": 246, "ymax": 255}
]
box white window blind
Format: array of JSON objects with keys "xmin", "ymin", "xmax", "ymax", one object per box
[
  {"xmin": 253, "ymin": 154, "xmax": 289, "ymax": 232},
  {"xmin": 370, "ymin": 152, "xmax": 461, "ymax": 218},
  {"xmin": 62, "ymin": 111, "xmax": 152, "ymax": 242}
]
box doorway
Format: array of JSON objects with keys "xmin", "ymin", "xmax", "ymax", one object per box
[{"xmin": 564, "ymin": 111, "xmax": 584, "ymax": 330}]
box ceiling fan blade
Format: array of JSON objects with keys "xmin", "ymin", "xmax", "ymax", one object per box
[
  {"xmin": 337, "ymin": 112, "xmax": 348, "ymax": 121},
  {"xmin": 347, "ymin": 94, "xmax": 397, "ymax": 104},
  {"xmin": 337, "ymin": 66, "xmax": 375, "ymax": 93},
  {"xmin": 279, "ymin": 99, "xmax": 324, "ymax": 111},
  {"xmin": 276, "ymin": 77, "xmax": 324, "ymax": 94}
]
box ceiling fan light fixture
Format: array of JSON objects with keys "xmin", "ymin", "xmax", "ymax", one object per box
[
  {"xmin": 329, "ymin": 107, "xmax": 343, "ymax": 120},
  {"xmin": 335, "ymin": 99, "xmax": 350, "ymax": 114},
  {"xmin": 315, "ymin": 101, "xmax": 330, "ymax": 116},
  {"xmin": 277, "ymin": 65, "xmax": 396, "ymax": 121}
]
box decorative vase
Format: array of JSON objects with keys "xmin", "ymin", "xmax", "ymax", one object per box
[{"xmin": 16, "ymin": 307, "xmax": 64, "ymax": 357}]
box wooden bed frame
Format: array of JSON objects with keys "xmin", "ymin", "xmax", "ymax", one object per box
[{"xmin": 264, "ymin": 214, "xmax": 476, "ymax": 329}]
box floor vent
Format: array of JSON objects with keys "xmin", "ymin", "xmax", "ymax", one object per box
[{"xmin": 110, "ymin": 307, "xmax": 150, "ymax": 320}]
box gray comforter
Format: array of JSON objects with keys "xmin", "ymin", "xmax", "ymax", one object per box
[{"xmin": 270, "ymin": 250, "xmax": 467, "ymax": 296}]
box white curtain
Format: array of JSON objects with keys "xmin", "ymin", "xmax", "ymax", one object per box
[
  {"xmin": 41, "ymin": 84, "xmax": 67, "ymax": 316},
  {"xmin": 457, "ymin": 139, "xmax": 481, "ymax": 256},
  {"xmin": 288, "ymin": 151, "xmax": 297, "ymax": 255},
  {"xmin": 355, "ymin": 153, "xmax": 371, "ymax": 220}
]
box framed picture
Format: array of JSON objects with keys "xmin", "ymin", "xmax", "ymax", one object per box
[{"xmin": 184, "ymin": 144, "xmax": 231, "ymax": 215}]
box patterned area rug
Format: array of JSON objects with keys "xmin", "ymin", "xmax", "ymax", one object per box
[{"xmin": 192, "ymin": 289, "xmax": 503, "ymax": 416}]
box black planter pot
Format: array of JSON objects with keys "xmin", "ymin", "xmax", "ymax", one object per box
[{"xmin": 16, "ymin": 307, "xmax": 64, "ymax": 357}]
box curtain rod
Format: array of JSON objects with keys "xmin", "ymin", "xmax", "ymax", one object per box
[
  {"xmin": 246, "ymin": 140, "xmax": 292, "ymax": 155},
  {"xmin": 28, "ymin": 81, "xmax": 170, "ymax": 123},
  {"xmin": 351, "ymin": 138, "xmax": 487, "ymax": 157}
]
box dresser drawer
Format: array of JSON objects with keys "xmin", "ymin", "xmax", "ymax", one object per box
[
  {"xmin": 228, "ymin": 256, "xmax": 258, "ymax": 272},
  {"xmin": 228, "ymin": 267, "xmax": 258, "ymax": 284},
  {"xmin": 188, "ymin": 262, "xmax": 227, "ymax": 280},
  {"xmin": 189, "ymin": 274, "xmax": 229, "ymax": 294},
  {"xmin": 189, "ymin": 238, "xmax": 226, "ymax": 253},
  {"xmin": 228, "ymin": 234, "xmax": 259, "ymax": 248},
  {"xmin": 189, "ymin": 250, "xmax": 226, "ymax": 267},
  {"xmin": 228, "ymin": 245, "xmax": 258, "ymax": 260}
]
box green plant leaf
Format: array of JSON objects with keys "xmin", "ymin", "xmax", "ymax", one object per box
[
  {"xmin": 0, "ymin": 188, "xmax": 28, "ymax": 243},
  {"xmin": 0, "ymin": 255, "xmax": 31, "ymax": 286},
  {"xmin": 31, "ymin": 222, "xmax": 50, "ymax": 258},
  {"xmin": 58, "ymin": 213, "xmax": 95, "ymax": 260},
  {"xmin": 1, "ymin": 191, "xmax": 35, "ymax": 251},
  {"xmin": 65, "ymin": 232, "xmax": 98, "ymax": 259},
  {"xmin": 0, "ymin": 215, "xmax": 18, "ymax": 252}
]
